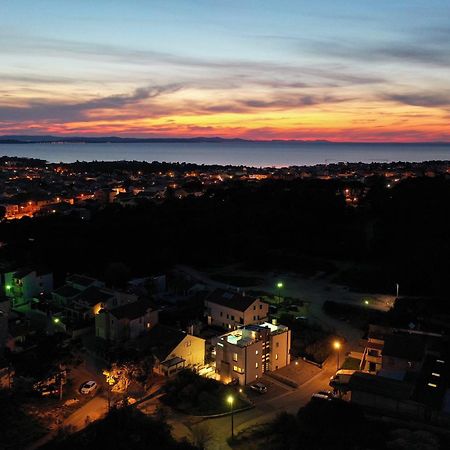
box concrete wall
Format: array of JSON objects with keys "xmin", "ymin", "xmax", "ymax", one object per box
[{"xmin": 269, "ymin": 329, "xmax": 291, "ymax": 371}]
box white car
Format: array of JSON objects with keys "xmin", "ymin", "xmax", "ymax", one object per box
[{"xmin": 80, "ymin": 380, "xmax": 98, "ymax": 394}]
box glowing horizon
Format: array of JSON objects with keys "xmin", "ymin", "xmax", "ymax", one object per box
[{"xmin": 2, "ymin": 1, "xmax": 450, "ymax": 142}]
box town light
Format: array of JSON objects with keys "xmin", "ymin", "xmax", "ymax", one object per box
[
  {"xmin": 5, "ymin": 285, "xmax": 11, "ymax": 290},
  {"xmin": 276, "ymin": 282, "xmax": 283, "ymax": 288},
  {"xmin": 53, "ymin": 317, "xmax": 60, "ymax": 324},
  {"xmin": 227, "ymin": 395, "xmax": 235, "ymax": 439},
  {"xmin": 364, "ymin": 300, "xmax": 369, "ymax": 305},
  {"xmin": 333, "ymin": 340, "xmax": 341, "ymax": 371}
]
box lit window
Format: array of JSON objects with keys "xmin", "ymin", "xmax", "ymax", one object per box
[
  {"xmin": 255, "ymin": 362, "xmax": 258, "ymax": 368},
  {"xmin": 255, "ymin": 350, "xmax": 258, "ymax": 355},
  {"xmin": 232, "ymin": 353, "xmax": 238, "ymax": 362},
  {"xmin": 275, "ymin": 354, "xmax": 278, "ymax": 360}
]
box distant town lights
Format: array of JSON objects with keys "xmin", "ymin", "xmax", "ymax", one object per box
[
  {"xmin": 333, "ymin": 341, "xmax": 341, "ymax": 350},
  {"xmin": 276, "ymin": 282, "xmax": 283, "ymax": 288}
]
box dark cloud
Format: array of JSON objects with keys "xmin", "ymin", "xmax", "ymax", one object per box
[
  {"xmin": 381, "ymin": 92, "xmax": 450, "ymax": 108},
  {"xmin": 0, "ymin": 84, "xmax": 180, "ymax": 122},
  {"xmin": 0, "ymin": 32, "xmax": 385, "ymax": 88}
]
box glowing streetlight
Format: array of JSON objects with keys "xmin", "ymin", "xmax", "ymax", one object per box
[
  {"xmin": 227, "ymin": 395, "xmax": 235, "ymax": 439},
  {"xmin": 103, "ymin": 370, "xmax": 116, "ymax": 412},
  {"xmin": 276, "ymin": 281, "xmax": 284, "ymax": 304},
  {"xmin": 53, "ymin": 317, "xmax": 60, "ymax": 324},
  {"xmin": 333, "ymin": 341, "xmax": 341, "ymax": 371}
]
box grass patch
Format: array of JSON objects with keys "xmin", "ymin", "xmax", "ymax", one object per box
[
  {"xmin": 341, "ymin": 356, "xmax": 361, "ymax": 370},
  {"xmin": 323, "ymin": 300, "xmax": 386, "ymax": 329}
]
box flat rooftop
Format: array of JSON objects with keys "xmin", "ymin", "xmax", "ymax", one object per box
[{"xmin": 220, "ymin": 322, "xmax": 288, "ymax": 347}]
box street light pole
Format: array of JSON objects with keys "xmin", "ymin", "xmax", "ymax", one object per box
[
  {"xmin": 276, "ymin": 282, "xmax": 283, "ymax": 305},
  {"xmin": 333, "ymin": 341, "xmax": 341, "ymax": 371},
  {"xmin": 227, "ymin": 395, "xmax": 234, "ymax": 440},
  {"xmin": 396, "ymin": 283, "xmax": 399, "ymax": 298}
]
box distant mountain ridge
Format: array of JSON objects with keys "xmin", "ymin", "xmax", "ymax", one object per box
[
  {"xmin": 0, "ymin": 135, "xmax": 448, "ymax": 145},
  {"xmin": 0, "ymin": 135, "xmax": 330, "ymax": 144}
]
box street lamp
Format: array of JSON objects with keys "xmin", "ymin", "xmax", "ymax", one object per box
[
  {"xmin": 103, "ymin": 370, "xmax": 116, "ymax": 412},
  {"xmin": 276, "ymin": 281, "xmax": 283, "ymax": 304},
  {"xmin": 227, "ymin": 395, "xmax": 234, "ymax": 440},
  {"xmin": 333, "ymin": 341, "xmax": 341, "ymax": 371}
]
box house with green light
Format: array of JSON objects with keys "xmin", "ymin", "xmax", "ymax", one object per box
[{"xmin": 2, "ymin": 268, "xmax": 53, "ymax": 309}]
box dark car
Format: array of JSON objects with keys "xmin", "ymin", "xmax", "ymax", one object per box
[{"xmin": 250, "ymin": 382, "xmax": 268, "ymax": 394}]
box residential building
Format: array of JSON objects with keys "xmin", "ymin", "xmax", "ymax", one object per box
[
  {"xmin": 360, "ymin": 325, "xmax": 426, "ymax": 379},
  {"xmin": 214, "ymin": 321, "xmax": 291, "ymax": 385},
  {"xmin": 205, "ymin": 288, "xmax": 269, "ymax": 330},
  {"xmin": 3, "ymin": 268, "xmax": 53, "ymax": 308},
  {"xmin": 95, "ymin": 298, "xmax": 158, "ymax": 342},
  {"xmin": 137, "ymin": 324, "xmax": 205, "ymax": 376},
  {"xmin": 65, "ymin": 274, "xmax": 104, "ymax": 291}
]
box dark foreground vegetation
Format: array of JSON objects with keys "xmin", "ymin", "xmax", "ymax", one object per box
[
  {"xmin": 1, "ymin": 176, "xmax": 449, "ymax": 296},
  {"xmin": 40, "ymin": 407, "xmax": 198, "ymax": 450},
  {"xmin": 232, "ymin": 399, "xmax": 446, "ymax": 450}
]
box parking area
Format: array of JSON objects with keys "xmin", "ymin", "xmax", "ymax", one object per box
[
  {"xmin": 244, "ymin": 376, "xmax": 291, "ymax": 405},
  {"xmin": 274, "ymin": 359, "xmax": 322, "ymax": 386}
]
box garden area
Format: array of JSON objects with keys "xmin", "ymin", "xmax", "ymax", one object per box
[
  {"xmin": 162, "ymin": 369, "xmax": 249, "ymax": 416},
  {"xmin": 278, "ymin": 314, "xmax": 339, "ymax": 364},
  {"xmin": 322, "ymin": 300, "xmax": 387, "ymax": 330}
]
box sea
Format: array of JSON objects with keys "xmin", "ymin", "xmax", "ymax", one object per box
[{"xmin": 1, "ymin": 142, "xmax": 450, "ymax": 167}]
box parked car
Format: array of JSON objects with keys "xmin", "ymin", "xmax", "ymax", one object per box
[
  {"xmin": 311, "ymin": 390, "xmax": 335, "ymax": 401},
  {"xmin": 250, "ymin": 382, "xmax": 268, "ymax": 394},
  {"xmin": 80, "ymin": 380, "xmax": 98, "ymax": 394},
  {"xmin": 114, "ymin": 396, "xmax": 136, "ymax": 408},
  {"xmin": 329, "ymin": 370, "xmax": 358, "ymax": 387}
]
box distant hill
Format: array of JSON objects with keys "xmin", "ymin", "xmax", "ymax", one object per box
[
  {"xmin": 0, "ymin": 135, "xmax": 448, "ymax": 145},
  {"xmin": 0, "ymin": 135, "xmax": 330, "ymax": 144}
]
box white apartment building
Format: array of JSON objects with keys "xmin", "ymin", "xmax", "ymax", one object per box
[
  {"xmin": 205, "ymin": 288, "xmax": 269, "ymax": 330},
  {"xmin": 215, "ymin": 322, "xmax": 291, "ymax": 385}
]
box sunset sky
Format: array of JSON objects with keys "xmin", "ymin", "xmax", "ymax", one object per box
[{"xmin": 1, "ymin": 0, "xmax": 450, "ymax": 141}]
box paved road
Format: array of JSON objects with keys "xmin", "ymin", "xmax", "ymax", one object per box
[{"xmin": 172, "ymin": 358, "xmax": 338, "ymax": 450}]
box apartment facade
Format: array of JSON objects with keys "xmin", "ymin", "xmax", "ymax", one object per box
[
  {"xmin": 95, "ymin": 299, "xmax": 158, "ymax": 342},
  {"xmin": 215, "ymin": 322, "xmax": 291, "ymax": 385},
  {"xmin": 205, "ymin": 288, "xmax": 269, "ymax": 330},
  {"xmin": 3, "ymin": 269, "xmax": 53, "ymax": 308}
]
